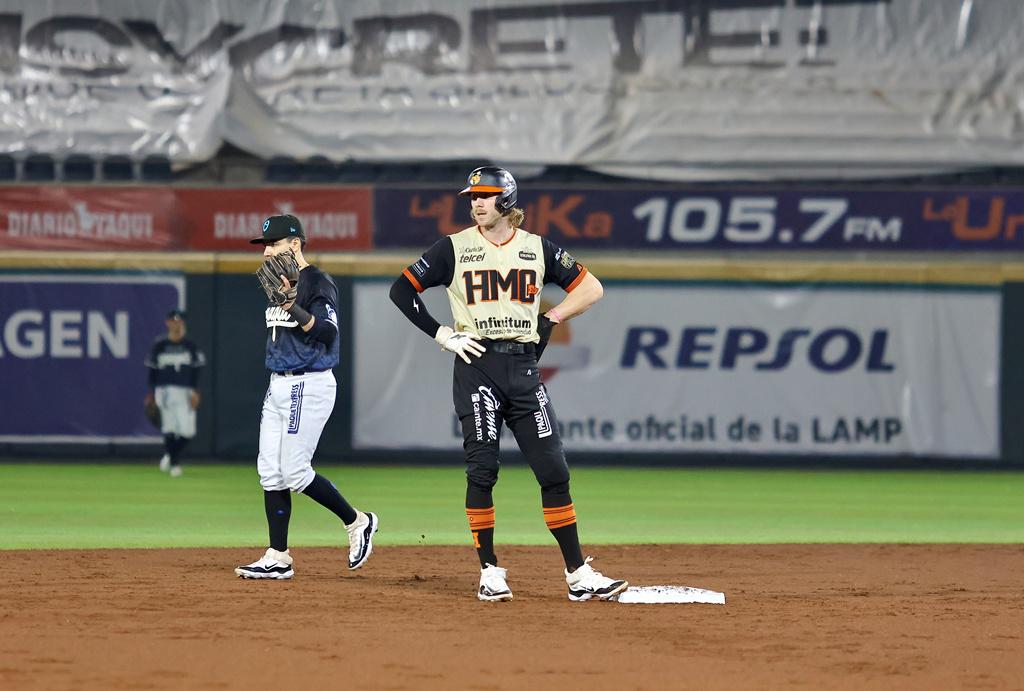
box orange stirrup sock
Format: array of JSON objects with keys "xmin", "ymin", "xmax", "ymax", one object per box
[
  {"xmin": 467, "ymin": 507, "xmax": 496, "ymax": 563},
  {"xmin": 466, "ymin": 506, "xmax": 495, "ymax": 531},
  {"xmin": 543, "ymin": 503, "xmax": 576, "ymax": 530}
]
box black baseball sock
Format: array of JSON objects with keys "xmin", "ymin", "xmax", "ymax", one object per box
[
  {"xmin": 169, "ymin": 436, "xmax": 190, "ymax": 466},
  {"xmin": 302, "ymin": 473, "xmax": 358, "ymax": 525},
  {"xmin": 542, "ymin": 487, "xmax": 584, "ymax": 572},
  {"xmin": 466, "ymin": 484, "xmax": 497, "ymax": 567},
  {"xmin": 264, "ymin": 490, "xmax": 291, "ymax": 552},
  {"xmin": 162, "ymin": 434, "xmax": 175, "ymax": 457}
]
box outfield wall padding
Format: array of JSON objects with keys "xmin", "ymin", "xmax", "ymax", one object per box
[{"xmin": 1, "ymin": 257, "xmax": 1020, "ymax": 467}]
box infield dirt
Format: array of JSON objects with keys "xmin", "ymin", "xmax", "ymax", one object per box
[{"xmin": 2, "ymin": 544, "xmax": 1021, "ymax": 690}]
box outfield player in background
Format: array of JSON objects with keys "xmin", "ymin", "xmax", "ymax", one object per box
[
  {"xmin": 235, "ymin": 214, "xmax": 378, "ymax": 580},
  {"xmin": 144, "ymin": 309, "xmax": 204, "ymax": 478},
  {"xmin": 390, "ymin": 166, "xmax": 628, "ymax": 602}
]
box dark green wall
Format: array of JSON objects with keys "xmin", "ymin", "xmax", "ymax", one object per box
[
  {"xmin": 204, "ymin": 274, "xmax": 353, "ymax": 459},
  {"xmin": 1001, "ymin": 283, "xmax": 1024, "ymax": 464}
]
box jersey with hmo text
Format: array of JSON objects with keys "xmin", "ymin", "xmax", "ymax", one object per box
[
  {"xmin": 264, "ymin": 264, "xmax": 340, "ymax": 372},
  {"xmin": 402, "ymin": 226, "xmax": 587, "ymax": 343}
]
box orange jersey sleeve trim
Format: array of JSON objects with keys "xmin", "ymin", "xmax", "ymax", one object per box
[
  {"xmin": 402, "ymin": 268, "xmax": 424, "ymax": 293},
  {"xmin": 565, "ymin": 266, "xmax": 588, "ymax": 293}
]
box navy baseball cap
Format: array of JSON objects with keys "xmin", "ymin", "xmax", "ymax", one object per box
[
  {"xmin": 250, "ymin": 214, "xmax": 306, "ymax": 244},
  {"xmin": 166, "ymin": 309, "xmax": 186, "ymax": 321}
]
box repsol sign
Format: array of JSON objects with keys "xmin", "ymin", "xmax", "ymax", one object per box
[{"xmin": 620, "ymin": 326, "xmax": 895, "ymax": 373}]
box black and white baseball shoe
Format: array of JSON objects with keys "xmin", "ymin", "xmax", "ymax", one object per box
[
  {"xmin": 478, "ymin": 563, "xmax": 513, "ymax": 602},
  {"xmin": 235, "ymin": 548, "xmax": 294, "ymax": 580},
  {"xmin": 565, "ymin": 557, "xmax": 628, "ymax": 601},
  {"xmin": 347, "ymin": 511, "xmax": 378, "ymax": 570}
]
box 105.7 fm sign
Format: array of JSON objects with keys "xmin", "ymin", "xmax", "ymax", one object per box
[{"xmin": 374, "ymin": 186, "xmax": 1024, "ymax": 251}]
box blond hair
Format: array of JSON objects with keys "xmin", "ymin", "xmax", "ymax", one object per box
[{"xmin": 506, "ymin": 207, "xmax": 525, "ymax": 228}]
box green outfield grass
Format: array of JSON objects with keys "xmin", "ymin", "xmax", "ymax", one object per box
[{"xmin": 1, "ymin": 463, "xmax": 1022, "ymax": 549}]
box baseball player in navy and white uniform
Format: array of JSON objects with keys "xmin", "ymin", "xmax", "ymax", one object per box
[
  {"xmin": 390, "ymin": 166, "xmax": 627, "ymax": 602},
  {"xmin": 235, "ymin": 214, "xmax": 378, "ymax": 580},
  {"xmin": 144, "ymin": 309, "xmax": 205, "ymax": 478}
]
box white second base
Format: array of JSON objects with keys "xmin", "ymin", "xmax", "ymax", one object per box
[{"xmin": 615, "ymin": 585, "xmax": 726, "ymax": 605}]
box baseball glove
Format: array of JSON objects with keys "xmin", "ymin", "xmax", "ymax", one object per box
[
  {"xmin": 144, "ymin": 400, "xmax": 161, "ymax": 429},
  {"xmin": 257, "ymin": 250, "xmax": 300, "ymax": 306}
]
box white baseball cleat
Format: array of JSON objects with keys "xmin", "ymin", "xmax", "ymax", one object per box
[
  {"xmin": 158, "ymin": 454, "xmax": 171, "ymax": 472},
  {"xmin": 565, "ymin": 557, "xmax": 628, "ymax": 601},
  {"xmin": 235, "ymin": 548, "xmax": 294, "ymax": 579},
  {"xmin": 169, "ymin": 466, "xmax": 182, "ymax": 478},
  {"xmin": 478, "ymin": 563, "xmax": 513, "ymax": 602},
  {"xmin": 346, "ymin": 511, "xmax": 378, "ymax": 570}
]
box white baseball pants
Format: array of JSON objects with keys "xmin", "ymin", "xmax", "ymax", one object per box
[
  {"xmin": 156, "ymin": 385, "xmax": 196, "ymax": 438},
  {"xmin": 257, "ymin": 369, "xmax": 336, "ymax": 492}
]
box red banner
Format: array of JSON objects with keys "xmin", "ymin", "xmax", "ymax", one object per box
[
  {"xmin": 0, "ymin": 186, "xmax": 179, "ymax": 251},
  {"xmin": 0, "ymin": 186, "xmax": 374, "ymax": 251},
  {"xmin": 178, "ymin": 187, "xmax": 373, "ymax": 251}
]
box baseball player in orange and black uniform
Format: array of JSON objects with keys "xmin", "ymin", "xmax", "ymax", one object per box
[{"xmin": 390, "ymin": 166, "xmax": 628, "ymax": 602}]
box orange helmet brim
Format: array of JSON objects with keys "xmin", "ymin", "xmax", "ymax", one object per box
[{"xmin": 459, "ymin": 185, "xmax": 505, "ymax": 196}]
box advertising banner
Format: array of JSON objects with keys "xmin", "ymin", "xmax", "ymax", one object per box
[
  {"xmin": 177, "ymin": 187, "xmax": 373, "ymax": 251},
  {"xmin": 0, "ymin": 186, "xmax": 373, "ymax": 252},
  {"xmin": 3, "ymin": 1, "xmax": 1023, "ymax": 178},
  {"xmin": 352, "ymin": 281, "xmax": 1000, "ymax": 458},
  {"xmin": 374, "ymin": 186, "xmax": 1024, "ymax": 251},
  {"xmin": 0, "ymin": 274, "xmax": 184, "ymax": 442},
  {"xmin": 0, "ymin": 186, "xmax": 180, "ymax": 251},
  {"xmin": 222, "ymin": 0, "xmax": 1024, "ymax": 180},
  {"xmin": 0, "ymin": 3, "xmax": 229, "ymax": 162}
]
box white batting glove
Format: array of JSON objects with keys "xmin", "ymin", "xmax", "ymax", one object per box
[{"xmin": 434, "ymin": 326, "xmax": 486, "ymax": 363}]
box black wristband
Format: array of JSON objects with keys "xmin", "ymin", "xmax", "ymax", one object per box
[{"xmin": 286, "ymin": 303, "xmax": 313, "ymax": 327}]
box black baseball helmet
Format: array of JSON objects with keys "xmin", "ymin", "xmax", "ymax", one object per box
[{"xmin": 459, "ymin": 166, "xmax": 517, "ymax": 214}]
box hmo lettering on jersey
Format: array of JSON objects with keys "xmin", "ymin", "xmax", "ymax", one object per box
[
  {"xmin": 0, "ymin": 309, "xmax": 128, "ymax": 359},
  {"xmin": 463, "ymin": 269, "xmax": 538, "ymax": 305},
  {"xmin": 620, "ymin": 326, "xmax": 895, "ymax": 373}
]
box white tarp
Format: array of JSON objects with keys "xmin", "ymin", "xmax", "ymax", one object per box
[
  {"xmin": 353, "ymin": 281, "xmax": 1000, "ymax": 458},
  {"xmin": 0, "ymin": 0, "xmax": 233, "ymax": 161},
  {"xmin": 3, "ymin": 0, "xmax": 1024, "ymax": 178}
]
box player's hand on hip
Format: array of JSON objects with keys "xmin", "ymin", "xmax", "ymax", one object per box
[
  {"xmin": 189, "ymin": 390, "xmax": 201, "ymax": 410},
  {"xmin": 434, "ymin": 326, "xmax": 486, "ymax": 363}
]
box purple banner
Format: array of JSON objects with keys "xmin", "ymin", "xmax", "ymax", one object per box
[
  {"xmin": 374, "ymin": 187, "xmax": 1024, "ymax": 251},
  {"xmin": 0, "ymin": 274, "xmax": 183, "ymax": 441}
]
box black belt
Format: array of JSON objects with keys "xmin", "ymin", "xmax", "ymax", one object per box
[
  {"xmin": 486, "ymin": 340, "xmax": 536, "ymax": 355},
  {"xmin": 275, "ymin": 368, "xmax": 326, "ymax": 376}
]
